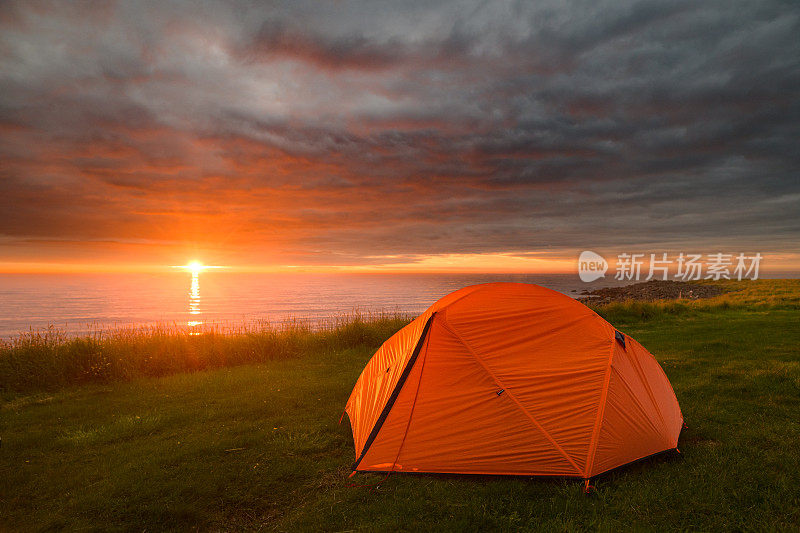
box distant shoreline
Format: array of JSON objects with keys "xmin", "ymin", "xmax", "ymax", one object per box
[{"xmin": 577, "ymin": 279, "xmax": 727, "ymax": 305}]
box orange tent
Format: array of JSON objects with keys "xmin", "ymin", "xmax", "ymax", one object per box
[{"xmin": 343, "ymin": 283, "xmax": 683, "ymax": 486}]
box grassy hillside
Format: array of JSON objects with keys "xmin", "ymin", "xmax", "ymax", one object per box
[{"xmin": 1, "ymin": 280, "xmax": 799, "ymax": 530}]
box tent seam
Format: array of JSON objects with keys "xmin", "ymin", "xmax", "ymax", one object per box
[
  {"xmin": 387, "ymin": 323, "xmax": 433, "ymax": 472},
  {"xmin": 351, "ymin": 313, "xmax": 435, "ymax": 471},
  {"xmin": 641, "ymin": 337, "xmax": 684, "ymax": 447},
  {"xmin": 605, "ymin": 365, "xmax": 665, "ymax": 438},
  {"xmin": 584, "ymin": 334, "xmax": 616, "ymax": 479},
  {"xmin": 435, "ymin": 283, "xmax": 497, "ymax": 313},
  {"xmin": 626, "ymin": 339, "xmax": 671, "ymax": 442},
  {"xmin": 438, "ymin": 314, "xmax": 584, "ymax": 476}
]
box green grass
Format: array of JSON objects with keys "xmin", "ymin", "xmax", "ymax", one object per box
[
  {"xmin": 589, "ymin": 278, "xmax": 800, "ymax": 324},
  {"xmin": 0, "ymin": 313, "xmax": 411, "ymax": 394},
  {"xmin": 1, "ymin": 281, "xmax": 799, "ymax": 530}
]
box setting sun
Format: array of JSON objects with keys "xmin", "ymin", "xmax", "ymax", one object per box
[
  {"xmin": 184, "ymin": 261, "xmax": 205, "ymax": 275},
  {"xmin": 176, "ymin": 261, "xmax": 224, "ymax": 275}
]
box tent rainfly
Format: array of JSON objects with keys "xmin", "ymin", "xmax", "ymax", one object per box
[{"xmin": 343, "ymin": 283, "xmax": 683, "ymax": 490}]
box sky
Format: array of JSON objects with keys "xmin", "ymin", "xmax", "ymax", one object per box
[{"xmin": 0, "ymin": 0, "xmax": 798, "ymax": 273}]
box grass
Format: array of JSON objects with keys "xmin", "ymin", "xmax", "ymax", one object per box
[
  {"xmin": 1, "ymin": 280, "xmax": 799, "ymax": 530},
  {"xmin": 0, "ymin": 313, "xmax": 411, "ymax": 394},
  {"xmin": 591, "ymin": 278, "xmax": 800, "ymax": 324}
]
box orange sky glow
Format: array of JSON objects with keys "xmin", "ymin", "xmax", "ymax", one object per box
[
  {"xmin": 1, "ymin": 3, "xmax": 798, "ymax": 276},
  {"xmin": 1, "ymin": 252, "xmax": 799, "ymax": 275}
]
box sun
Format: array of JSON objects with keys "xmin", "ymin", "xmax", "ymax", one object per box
[
  {"xmin": 183, "ymin": 261, "xmax": 206, "ymax": 275},
  {"xmin": 172, "ymin": 261, "xmax": 223, "ymax": 274}
]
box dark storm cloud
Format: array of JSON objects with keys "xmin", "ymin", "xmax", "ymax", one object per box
[{"xmin": 0, "ymin": 0, "xmax": 798, "ymax": 266}]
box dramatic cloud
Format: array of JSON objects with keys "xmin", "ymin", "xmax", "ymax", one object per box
[{"xmin": 0, "ymin": 0, "xmax": 798, "ymax": 269}]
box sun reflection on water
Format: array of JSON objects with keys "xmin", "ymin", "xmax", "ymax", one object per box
[
  {"xmin": 173, "ymin": 262, "xmax": 224, "ymax": 335},
  {"xmin": 188, "ymin": 271, "xmax": 202, "ymax": 334}
]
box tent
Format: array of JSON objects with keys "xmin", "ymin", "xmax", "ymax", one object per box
[{"xmin": 343, "ymin": 283, "xmax": 683, "ymax": 487}]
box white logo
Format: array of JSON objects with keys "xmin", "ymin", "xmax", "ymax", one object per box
[{"xmin": 578, "ymin": 251, "xmax": 608, "ymax": 282}]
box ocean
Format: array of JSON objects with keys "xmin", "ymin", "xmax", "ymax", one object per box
[{"xmin": 0, "ymin": 272, "xmax": 636, "ymax": 338}]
